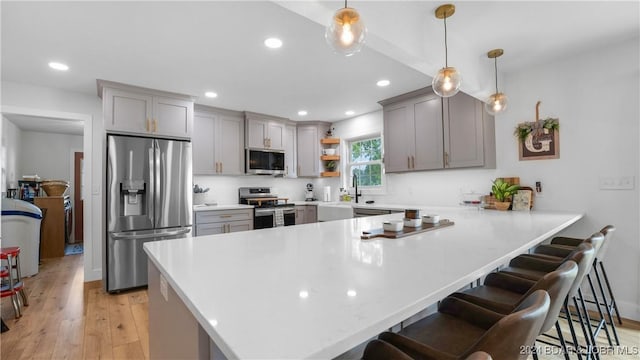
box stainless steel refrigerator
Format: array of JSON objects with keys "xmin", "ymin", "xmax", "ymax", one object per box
[{"xmin": 105, "ymin": 134, "xmax": 192, "ymax": 292}]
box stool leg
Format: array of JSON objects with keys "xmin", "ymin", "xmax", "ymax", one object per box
[
  {"xmin": 593, "ymin": 261, "xmax": 619, "ymax": 345},
  {"xmin": 586, "ymin": 273, "xmax": 612, "ymax": 347},
  {"xmin": 599, "ymin": 261, "xmax": 622, "ymax": 325},
  {"xmin": 14, "ymin": 255, "xmax": 28, "ymax": 306},
  {"xmin": 5, "ymin": 254, "xmax": 21, "ymax": 318},
  {"xmin": 564, "ymin": 299, "xmax": 584, "ymax": 360}
]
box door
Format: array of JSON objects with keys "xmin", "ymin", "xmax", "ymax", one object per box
[
  {"xmin": 106, "ymin": 135, "xmax": 154, "ymax": 233},
  {"xmin": 104, "ymin": 88, "xmax": 153, "ymax": 133},
  {"xmin": 246, "ymin": 119, "xmax": 267, "ymax": 148},
  {"xmin": 383, "ymin": 103, "xmax": 413, "ymax": 172},
  {"xmin": 217, "ymin": 116, "xmax": 244, "ymax": 175},
  {"xmin": 267, "ymin": 122, "xmax": 285, "ymax": 150},
  {"xmin": 284, "ymin": 125, "xmax": 297, "ymax": 178},
  {"xmin": 444, "ymin": 93, "xmax": 484, "ymax": 168},
  {"xmin": 193, "ymin": 112, "xmax": 216, "ymax": 175},
  {"xmin": 73, "ymin": 152, "xmax": 84, "ymax": 242},
  {"xmin": 297, "ymin": 126, "xmax": 319, "ymax": 177},
  {"xmin": 155, "ymin": 139, "xmax": 192, "ymax": 229},
  {"xmin": 413, "ymin": 95, "xmax": 444, "ymax": 170},
  {"xmin": 153, "ymin": 96, "xmax": 193, "ymax": 138}
]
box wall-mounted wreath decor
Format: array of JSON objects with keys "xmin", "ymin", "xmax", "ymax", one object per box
[{"xmin": 515, "ymin": 101, "xmax": 559, "ymax": 160}]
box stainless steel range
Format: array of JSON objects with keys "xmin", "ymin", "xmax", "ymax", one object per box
[{"xmin": 239, "ymin": 187, "xmax": 295, "ymax": 229}]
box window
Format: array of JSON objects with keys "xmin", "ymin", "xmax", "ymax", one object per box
[{"xmin": 347, "ymin": 136, "xmax": 383, "ymax": 188}]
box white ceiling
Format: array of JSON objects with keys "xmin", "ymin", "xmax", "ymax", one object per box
[
  {"xmin": 2, "ymin": 1, "xmax": 638, "ymax": 133},
  {"xmin": 3, "ymin": 114, "xmax": 84, "ymax": 136}
]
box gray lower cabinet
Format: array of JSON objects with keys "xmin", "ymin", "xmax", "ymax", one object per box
[
  {"xmin": 295, "ymin": 205, "xmax": 317, "ymax": 224},
  {"xmin": 381, "ymin": 87, "xmax": 495, "ymax": 172},
  {"xmin": 195, "ymin": 209, "xmax": 253, "ymax": 236},
  {"xmin": 193, "ymin": 105, "xmax": 244, "ymax": 175}
]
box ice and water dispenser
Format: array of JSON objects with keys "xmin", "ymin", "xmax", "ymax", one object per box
[{"xmin": 119, "ymin": 150, "xmax": 147, "ymax": 217}]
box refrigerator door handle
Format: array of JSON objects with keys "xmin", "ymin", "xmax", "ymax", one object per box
[
  {"xmin": 111, "ymin": 227, "xmax": 191, "ymax": 240},
  {"xmin": 154, "ymin": 139, "xmax": 161, "ymax": 227},
  {"xmin": 148, "ymin": 145, "xmax": 155, "ymax": 226}
]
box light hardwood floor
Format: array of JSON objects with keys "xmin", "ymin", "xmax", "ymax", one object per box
[{"xmin": 1, "ymin": 254, "xmax": 639, "ymax": 359}]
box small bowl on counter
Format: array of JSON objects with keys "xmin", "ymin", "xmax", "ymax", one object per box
[
  {"xmin": 383, "ymin": 220, "xmax": 404, "ymax": 232},
  {"xmin": 403, "ymin": 218, "xmax": 422, "ymax": 228},
  {"xmin": 422, "ymin": 214, "xmax": 440, "ymax": 224}
]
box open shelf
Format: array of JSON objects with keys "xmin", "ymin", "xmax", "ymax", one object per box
[
  {"xmin": 321, "ymin": 171, "xmax": 340, "ymax": 177},
  {"xmin": 320, "ymin": 138, "xmax": 340, "ymax": 145},
  {"xmin": 321, "ymin": 155, "xmax": 340, "ymax": 161}
]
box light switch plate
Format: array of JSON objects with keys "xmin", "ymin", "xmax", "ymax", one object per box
[
  {"xmin": 160, "ymin": 274, "xmax": 169, "ymax": 301},
  {"xmin": 599, "ymin": 176, "xmax": 635, "ymax": 190}
]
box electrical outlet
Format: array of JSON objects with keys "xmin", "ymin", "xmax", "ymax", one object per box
[
  {"xmin": 160, "ymin": 274, "xmax": 169, "ymax": 301},
  {"xmin": 535, "ymin": 181, "xmax": 543, "ymax": 197}
]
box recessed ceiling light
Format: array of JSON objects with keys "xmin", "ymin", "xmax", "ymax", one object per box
[
  {"xmin": 298, "ymin": 110, "xmax": 308, "ymax": 116},
  {"xmin": 376, "ymin": 79, "xmax": 390, "ymax": 87},
  {"xmin": 205, "ymin": 91, "xmax": 218, "ymax": 98},
  {"xmin": 345, "ymin": 110, "xmax": 355, "ymax": 116},
  {"xmin": 48, "ymin": 62, "xmax": 69, "ymax": 71},
  {"xmin": 264, "ymin": 38, "xmax": 283, "ymax": 49}
]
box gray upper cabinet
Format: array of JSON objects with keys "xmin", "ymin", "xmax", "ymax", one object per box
[
  {"xmin": 444, "ymin": 92, "xmax": 485, "ymax": 168},
  {"xmin": 193, "ymin": 105, "xmax": 244, "ymax": 175},
  {"xmin": 99, "ymin": 80, "xmax": 194, "ymax": 139},
  {"xmin": 245, "ymin": 112, "xmax": 286, "ymax": 151},
  {"xmin": 284, "ymin": 124, "xmax": 297, "ymax": 178},
  {"xmin": 297, "ymin": 123, "xmax": 329, "ymax": 177},
  {"xmin": 381, "ymin": 87, "xmax": 495, "ymax": 172},
  {"xmin": 382, "ymin": 92, "xmax": 443, "ymax": 172}
]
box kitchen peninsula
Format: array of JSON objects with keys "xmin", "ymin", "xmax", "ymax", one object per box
[{"xmin": 143, "ymin": 207, "xmax": 582, "ymax": 359}]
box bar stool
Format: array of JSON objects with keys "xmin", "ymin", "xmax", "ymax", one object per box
[
  {"xmin": 531, "ymin": 228, "xmax": 619, "ymax": 347},
  {"xmin": 1, "ymin": 247, "xmax": 29, "ymax": 318}
]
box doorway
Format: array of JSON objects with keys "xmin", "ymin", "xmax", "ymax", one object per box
[{"xmin": 73, "ymin": 151, "xmax": 84, "ymax": 243}]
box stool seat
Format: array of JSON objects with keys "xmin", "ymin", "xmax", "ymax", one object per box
[
  {"xmin": 0, "ymin": 247, "xmax": 21, "ymax": 259},
  {"xmin": 0, "ymin": 266, "xmax": 8, "ymax": 277},
  {"xmin": 1, "ymin": 281, "xmax": 24, "ymax": 295}
]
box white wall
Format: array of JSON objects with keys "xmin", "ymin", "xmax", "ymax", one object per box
[
  {"xmin": 499, "ymin": 37, "xmax": 640, "ymax": 320},
  {"xmin": 20, "ymin": 130, "xmax": 82, "ymax": 182},
  {"xmin": 1, "ymin": 81, "xmax": 102, "ymax": 282},
  {"xmin": 1, "ymin": 116, "xmax": 23, "ymax": 194}
]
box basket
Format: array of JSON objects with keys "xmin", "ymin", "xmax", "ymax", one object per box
[{"xmin": 41, "ymin": 180, "xmax": 69, "ymax": 196}]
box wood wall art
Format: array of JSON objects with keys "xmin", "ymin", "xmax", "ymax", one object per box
[{"xmin": 515, "ymin": 101, "xmax": 559, "ymax": 160}]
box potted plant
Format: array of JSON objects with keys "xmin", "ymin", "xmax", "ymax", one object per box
[
  {"xmin": 325, "ymin": 161, "xmax": 337, "ymax": 172},
  {"xmin": 491, "ymin": 179, "xmax": 520, "ymax": 211}
]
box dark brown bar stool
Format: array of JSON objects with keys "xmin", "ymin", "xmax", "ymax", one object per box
[
  {"xmin": 363, "ymin": 339, "xmax": 493, "ymax": 360},
  {"xmin": 501, "ymin": 237, "xmax": 599, "ymax": 360},
  {"xmin": 374, "ymin": 290, "xmax": 549, "ymax": 360},
  {"xmin": 450, "ymin": 261, "xmax": 578, "ymax": 360}
]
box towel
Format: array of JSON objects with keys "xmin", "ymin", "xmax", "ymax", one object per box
[{"xmin": 274, "ymin": 208, "xmax": 284, "ymax": 227}]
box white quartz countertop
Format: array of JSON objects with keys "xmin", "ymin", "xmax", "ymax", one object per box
[
  {"xmin": 144, "ymin": 207, "xmax": 583, "ymax": 359},
  {"xmin": 193, "ymin": 204, "xmax": 254, "ymax": 212}
]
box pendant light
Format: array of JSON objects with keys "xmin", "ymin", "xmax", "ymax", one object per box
[
  {"xmin": 432, "ymin": 4, "xmax": 461, "ymax": 98},
  {"xmin": 485, "ymin": 49, "xmax": 508, "ymax": 115},
  {"xmin": 325, "ymin": 0, "xmax": 367, "ymax": 56}
]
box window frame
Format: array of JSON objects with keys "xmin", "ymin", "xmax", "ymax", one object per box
[{"xmin": 344, "ymin": 134, "xmax": 386, "ymax": 195}]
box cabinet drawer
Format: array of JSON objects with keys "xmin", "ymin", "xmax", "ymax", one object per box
[
  {"xmin": 195, "ymin": 209, "xmax": 253, "ymax": 224},
  {"xmin": 195, "ymin": 219, "xmax": 253, "ymax": 236}
]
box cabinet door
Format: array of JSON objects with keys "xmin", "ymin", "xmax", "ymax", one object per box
[
  {"xmin": 284, "ymin": 125, "xmax": 297, "ymax": 178},
  {"xmin": 104, "ymin": 88, "xmax": 153, "ymax": 134},
  {"xmin": 295, "ymin": 206, "xmax": 305, "ymax": 224},
  {"xmin": 153, "ymin": 96, "xmax": 193, "ymax": 138},
  {"xmin": 217, "ymin": 116, "xmax": 244, "ymax": 175},
  {"xmin": 444, "ymin": 93, "xmax": 484, "ymax": 168},
  {"xmin": 268, "ymin": 122, "xmax": 286, "ymax": 151},
  {"xmin": 383, "ymin": 102, "xmax": 413, "ymax": 173},
  {"xmin": 246, "ymin": 119, "xmax": 267, "ymax": 149},
  {"xmin": 193, "ymin": 112, "xmax": 216, "ymax": 175},
  {"xmin": 228, "ymin": 220, "xmax": 253, "ymax": 233},
  {"xmin": 297, "ymin": 126, "xmax": 319, "ymax": 177},
  {"xmin": 413, "ymin": 95, "xmax": 444, "ymax": 170},
  {"xmin": 195, "ymin": 223, "xmax": 225, "ymax": 236},
  {"xmin": 304, "ymin": 205, "xmax": 317, "ymax": 224}
]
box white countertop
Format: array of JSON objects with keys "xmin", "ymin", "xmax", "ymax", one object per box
[
  {"xmin": 193, "ymin": 204, "xmax": 254, "ymax": 212},
  {"xmin": 144, "ymin": 207, "xmax": 583, "ymax": 359}
]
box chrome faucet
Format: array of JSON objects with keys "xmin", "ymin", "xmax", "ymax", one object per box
[{"xmin": 353, "ymin": 173, "xmax": 362, "ymax": 203}]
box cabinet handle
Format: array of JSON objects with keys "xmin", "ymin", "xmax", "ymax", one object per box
[
  {"xmin": 285, "ymin": 165, "xmax": 288, "ymax": 175},
  {"xmin": 444, "ymin": 152, "xmax": 449, "ymax": 167},
  {"xmin": 220, "ymin": 215, "xmax": 232, "ymax": 218},
  {"xmin": 215, "ymin": 162, "xmax": 219, "ymax": 173},
  {"xmin": 153, "ymin": 118, "xmax": 158, "ymax": 132},
  {"xmin": 411, "ymin": 156, "xmax": 415, "ymax": 169},
  {"xmin": 408, "ymin": 156, "xmax": 411, "ymax": 169},
  {"xmin": 297, "ymin": 165, "xmax": 300, "ymax": 175},
  {"xmin": 220, "ymin": 162, "xmax": 223, "ymax": 173},
  {"xmin": 146, "ymin": 118, "xmax": 151, "ymax": 132}
]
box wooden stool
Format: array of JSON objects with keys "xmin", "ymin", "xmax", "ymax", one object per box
[{"xmin": 1, "ymin": 247, "xmax": 28, "ymax": 318}]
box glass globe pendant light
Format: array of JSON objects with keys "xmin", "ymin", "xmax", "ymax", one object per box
[
  {"xmin": 325, "ymin": 0, "xmax": 367, "ymax": 56},
  {"xmin": 432, "ymin": 4, "xmax": 461, "ymax": 98},
  {"xmin": 485, "ymin": 48, "xmax": 508, "ymax": 115}
]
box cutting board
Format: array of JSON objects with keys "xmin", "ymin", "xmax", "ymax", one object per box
[{"xmin": 361, "ymin": 219, "xmax": 454, "ymax": 240}]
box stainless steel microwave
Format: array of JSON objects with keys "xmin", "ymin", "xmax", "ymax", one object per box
[{"xmin": 246, "ymin": 149, "xmax": 285, "ymax": 175}]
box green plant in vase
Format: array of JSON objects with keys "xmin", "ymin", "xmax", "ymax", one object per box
[
  {"xmin": 325, "ymin": 161, "xmax": 337, "ymax": 172},
  {"xmin": 491, "ymin": 179, "xmax": 520, "ymax": 210}
]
